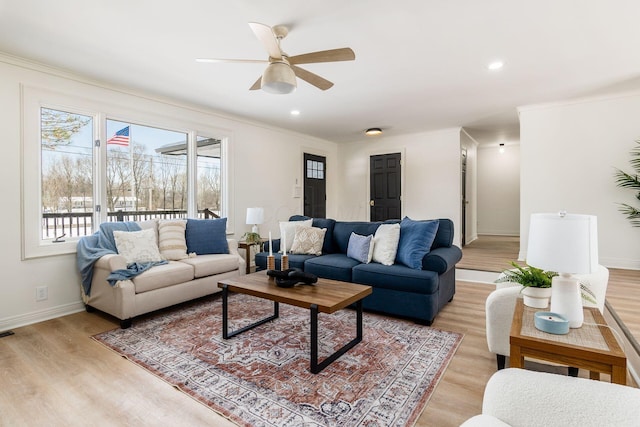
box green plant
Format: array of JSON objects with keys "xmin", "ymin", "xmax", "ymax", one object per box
[
  {"xmin": 242, "ymin": 231, "xmax": 262, "ymax": 245},
  {"xmin": 495, "ymin": 261, "xmax": 558, "ymax": 288},
  {"xmin": 614, "ymin": 139, "xmax": 640, "ymax": 226}
]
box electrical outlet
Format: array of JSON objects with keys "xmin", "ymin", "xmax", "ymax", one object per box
[{"xmin": 36, "ymin": 286, "xmax": 48, "ymax": 301}]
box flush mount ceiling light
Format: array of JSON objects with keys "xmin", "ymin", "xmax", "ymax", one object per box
[
  {"xmin": 499, "ymin": 143, "xmax": 505, "ymax": 154},
  {"xmin": 488, "ymin": 60, "xmax": 504, "ymax": 70},
  {"xmin": 290, "ymin": 109, "xmax": 300, "ymax": 116},
  {"xmin": 261, "ymin": 61, "xmax": 297, "ymax": 94},
  {"xmin": 365, "ymin": 128, "xmax": 382, "ymax": 136}
]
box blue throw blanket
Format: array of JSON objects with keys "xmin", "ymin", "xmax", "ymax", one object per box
[{"xmin": 77, "ymin": 222, "xmax": 167, "ymax": 296}]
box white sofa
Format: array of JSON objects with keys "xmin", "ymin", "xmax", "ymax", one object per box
[
  {"xmin": 461, "ymin": 368, "xmax": 640, "ymax": 426},
  {"xmin": 81, "ymin": 220, "xmax": 244, "ymax": 328}
]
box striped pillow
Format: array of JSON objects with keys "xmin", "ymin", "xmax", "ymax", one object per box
[{"xmin": 158, "ymin": 219, "xmax": 188, "ymax": 260}]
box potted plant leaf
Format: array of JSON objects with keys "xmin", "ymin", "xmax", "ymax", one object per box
[{"xmin": 495, "ymin": 262, "xmax": 558, "ymax": 308}]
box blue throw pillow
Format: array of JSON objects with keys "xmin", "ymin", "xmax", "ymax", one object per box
[
  {"xmin": 185, "ymin": 218, "xmax": 229, "ymax": 255},
  {"xmin": 346, "ymin": 232, "xmax": 374, "ymax": 264},
  {"xmin": 395, "ymin": 217, "xmax": 439, "ymax": 269}
]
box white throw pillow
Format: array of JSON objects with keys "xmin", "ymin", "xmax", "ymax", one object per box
[
  {"xmin": 372, "ymin": 223, "xmax": 401, "ymax": 266},
  {"xmin": 113, "ymin": 228, "xmax": 163, "ymax": 264},
  {"xmin": 279, "ymin": 219, "xmax": 313, "ymax": 253},
  {"xmin": 158, "ymin": 219, "xmax": 188, "ymax": 260},
  {"xmin": 290, "ymin": 225, "xmax": 327, "ymax": 256}
]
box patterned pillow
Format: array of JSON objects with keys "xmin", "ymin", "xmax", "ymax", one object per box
[
  {"xmin": 158, "ymin": 219, "xmax": 188, "ymax": 260},
  {"xmin": 113, "ymin": 228, "xmax": 163, "ymax": 264},
  {"xmin": 290, "ymin": 225, "xmax": 327, "ymax": 256},
  {"xmin": 279, "ymin": 219, "xmax": 313, "ymax": 253}
]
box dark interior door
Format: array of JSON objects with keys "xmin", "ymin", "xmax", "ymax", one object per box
[
  {"xmin": 461, "ymin": 148, "xmax": 467, "ymax": 246},
  {"xmin": 304, "ymin": 153, "xmax": 326, "ymax": 218},
  {"xmin": 370, "ymin": 153, "xmax": 401, "ymax": 221}
]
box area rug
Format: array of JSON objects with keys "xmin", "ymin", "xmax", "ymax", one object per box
[{"xmin": 93, "ymin": 294, "xmax": 463, "ymax": 427}]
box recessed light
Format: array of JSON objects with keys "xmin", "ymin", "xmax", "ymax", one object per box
[
  {"xmin": 365, "ymin": 128, "xmax": 382, "ymax": 136},
  {"xmin": 290, "ymin": 110, "xmax": 300, "ymax": 116},
  {"xmin": 488, "ymin": 61, "xmax": 504, "ymax": 70}
]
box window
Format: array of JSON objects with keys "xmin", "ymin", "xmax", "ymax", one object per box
[
  {"xmin": 22, "ymin": 86, "xmax": 230, "ymax": 259},
  {"xmin": 306, "ymin": 159, "xmax": 324, "ymax": 180}
]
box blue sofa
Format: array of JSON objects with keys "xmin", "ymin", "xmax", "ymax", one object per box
[{"xmin": 255, "ymin": 216, "xmax": 462, "ymax": 325}]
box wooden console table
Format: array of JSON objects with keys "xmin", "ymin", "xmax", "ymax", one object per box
[{"xmin": 510, "ymin": 299, "xmax": 627, "ymax": 384}]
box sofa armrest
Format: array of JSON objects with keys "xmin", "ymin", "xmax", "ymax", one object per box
[
  {"xmin": 480, "ymin": 369, "xmax": 640, "ymax": 426},
  {"xmin": 422, "ymin": 246, "xmax": 462, "ymax": 274},
  {"xmin": 94, "ymin": 253, "xmax": 127, "ymax": 272}
]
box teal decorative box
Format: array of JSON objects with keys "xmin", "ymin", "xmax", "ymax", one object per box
[{"xmin": 534, "ymin": 311, "xmax": 570, "ymax": 335}]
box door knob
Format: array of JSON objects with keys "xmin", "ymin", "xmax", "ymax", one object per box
[{"xmin": 369, "ymin": 200, "xmax": 375, "ymax": 206}]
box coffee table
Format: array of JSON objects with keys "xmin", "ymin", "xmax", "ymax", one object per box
[
  {"xmin": 510, "ymin": 299, "xmax": 627, "ymax": 384},
  {"xmin": 218, "ymin": 272, "xmax": 372, "ymax": 374}
]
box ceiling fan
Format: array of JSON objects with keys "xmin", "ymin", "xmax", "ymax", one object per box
[{"xmin": 196, "ymin": 22, "xmax": 355, "ymax": 94}]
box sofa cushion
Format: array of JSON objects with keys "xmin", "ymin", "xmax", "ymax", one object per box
[
  {"xmin": 372, "ymin": 223, "xmax": 401, "ymax": 265},
  {"xmin": 158, "ymin": 219, "xmax": 188, "ymax": 260},
  {"xmin": 304, "ymin": 253, "xmax": 360, "ymax": 282},
  {"xmin": 132, "ymin": 261, "xmax": 194, "ymax": 293},
  {"xmin": 186, "ymin": 218, "xmax": 229, "ymax": 255},
  {"xmin": 290, "ymin": 216, "xmax": 338, "ymax": 254},
  {"xmin": 113, "ymin": 228, "xmax": 163, "ymax": 264},
  {"xmin": 347, "ymin": 232, "xmax": 374, "ymax": 264},
  {"xmin": 352, "ymin": 262, "xmax": 439, "ymax": 295},
  {"xmin": 332, "ymin": 222, "xmax": 382, "ymax": 254},
  {"xmin": 396, "ymin": 217, "xmax": 439, "ymax": 269},
  {"xmin": 290, "ymin": 225, "xmax": 326, "ymax": 256},
  {"xmin": 179, "ymin": 254, "xmax": 240, "ymax": 278},
  {"xmin": 279, "ymin": 219, "xmax": 313, "ymax": 253}
]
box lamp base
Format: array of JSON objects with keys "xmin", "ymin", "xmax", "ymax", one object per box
[
  {"xmin": 251, "ymin": 224, "xmax": 259, "ymax": 234},
  {"xmin": 550, "ymin": 274, "xmax": 584, "ymax": 328}
]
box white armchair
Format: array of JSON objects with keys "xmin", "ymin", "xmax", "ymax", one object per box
[
  {"xmin": 460, "ymin": 368, "xmax": 640, "ymax": 427},
  {"xmin": 486, "ymin": 265, "xmax": 609, "ymax": 370}
]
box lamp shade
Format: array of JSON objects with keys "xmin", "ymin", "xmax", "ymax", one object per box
[
  {"xmin": 261, "ymin": 62, "xmax": 296, "ymax": 94},
  {"xmin": 246, "ymin": 207, "xmax": 264, "ymax": 225},
  {"xmin": 526, "ymin": 213, "xmax": 598, "ymax": 274}
]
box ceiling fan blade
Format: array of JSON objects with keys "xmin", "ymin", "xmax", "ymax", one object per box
[
  {"xmin": 248, "ymin": 22, "xmax": 282, "ymax": 60},
  {"xmin": 289, "ymin": 48, "xmax": 355, "ymax": 65},
  {"xmin": 291, "ymin": 65, "xmax": 334, "ymax": 90},
  {"xmin": 249, "ymin": 76, "xmax": 262, "ymax": 90},
  {"xmin": 196, "ymin": 58, "xmax": 267, "ymax": 64}
]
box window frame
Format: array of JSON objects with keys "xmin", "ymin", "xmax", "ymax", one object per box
[{"xmin": 21, "ymin": 85, "xmax": 232, "ymax": 260}]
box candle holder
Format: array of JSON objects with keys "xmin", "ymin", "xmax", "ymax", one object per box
[
  {"xmin": 281, "ymin": 254, "xmax": 289, "ymax": 271},
  {"xmin": 267, "ymin": 255, "xmax": 275, "ymax": 280}
]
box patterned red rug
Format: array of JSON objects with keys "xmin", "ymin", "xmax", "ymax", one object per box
[{"xmin": 93, "ymin": 293, "xmax": 462, "ymax": 426}]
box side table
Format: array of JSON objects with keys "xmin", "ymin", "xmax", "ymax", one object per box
[
  {"xmin": 238, "ymin": 239, "xmax": 267, "ymax": 274},
  {"xmin": 509, "ymin": 299, "xmax": 627, "ymax": 385}
]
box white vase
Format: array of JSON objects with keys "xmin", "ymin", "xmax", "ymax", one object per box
[{"xmin": 521, "ymin": 287, "xmax": 551, "ymax": 309}]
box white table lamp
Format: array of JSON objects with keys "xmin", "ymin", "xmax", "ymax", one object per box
[
  {"xmin": 246, "ymin": 207, "xmax": 264, "ymax": 234},
  {"xmin": 526, "ymin": 212, "xmax": 598, "ymax": 328}
]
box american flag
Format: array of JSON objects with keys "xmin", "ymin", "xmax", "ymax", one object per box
[{"xmin": 107, "ymin": 126, "xmax": 130, "ymax": 146}]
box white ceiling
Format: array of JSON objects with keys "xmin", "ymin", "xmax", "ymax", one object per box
[{"xmin": 2, "ymin": 0, "xmax": 640, "ymax": 144}]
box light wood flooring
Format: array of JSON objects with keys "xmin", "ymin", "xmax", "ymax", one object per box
[{"xmin": 1, "ymin": 237, "xmax": 637, "ymax": 426}]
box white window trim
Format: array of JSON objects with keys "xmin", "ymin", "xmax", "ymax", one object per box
[{"xmin": 21, "ymin": 84, "xmax": 232, "ymax": 259}]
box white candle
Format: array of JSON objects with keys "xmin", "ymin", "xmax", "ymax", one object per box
[
  {"xmin": 282, "ymin": 230, "xmax": 287, "ymax": 256},
  {"xmin": 268, "ymin": 231, "xmax": 273, "ymax": 256}
]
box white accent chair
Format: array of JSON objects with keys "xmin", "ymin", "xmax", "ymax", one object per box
[
  {"xmin": 460, "ymin": 368, "xmax": 640, "ymax": 427},
  {"xmin": 485, "ymin": 265, "xmax": 609, "ymax": 370}
]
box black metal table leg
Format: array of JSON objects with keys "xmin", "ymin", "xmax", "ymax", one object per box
[
  {"xmin": 221, "ymin": 284, "xmax": 279, "ymax": 339},
  {"xmin": 310, "ymin": 300, "xmax": 364, "ymax": 374}
]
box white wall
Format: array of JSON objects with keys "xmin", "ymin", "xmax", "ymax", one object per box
[
  {"xmin": 336, "ymin": 128, "xmax": 463, "ymax": 246},
  {"xmin": 519, "ymin": 92, "xmax": 640, "ymax": 268},
  {"xmin": 461, "ymin": 130, "xmax": 478, "ymax": 244},
  {"xmin": 477, "ymin": 143, "xmax": 520, "ymax": 236},
  {"xmin": 0, "ymin": 55, "xmax": 337, "ymax": 330}
]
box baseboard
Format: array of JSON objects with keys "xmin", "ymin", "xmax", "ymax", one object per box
[
  {"xmin": 456, "ymin": 268, "xmax": 500, "ymax": 284},
  {"xmin": 0, "ymin": 301, "xmax": 85, "ymax": 332}
]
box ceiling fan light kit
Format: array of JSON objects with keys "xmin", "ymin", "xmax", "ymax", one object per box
[
  {"xmin": 365, "ymin": 128, "xmax": 382, "ymax": 136},
  {"xmin": 261, "ymin": 61, "xmax": 297, "ymax": 94},
  {"xmin": 197, "ymin": 22, "xmax": 355, "ymax": 94}
]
